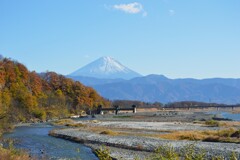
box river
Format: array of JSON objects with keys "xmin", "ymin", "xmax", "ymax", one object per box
[
  {"xmin": 3, "ymin": 112, "xmax": 239, "ymax": 159},
  {"xmin": 3, "ymin": 123, "xmax": 98, "ymax": 160},
  {"xmin": 209, "ymin": 111, "xmax": 240, "ymax": 121},
  {"xmin": 219, "ymin": 112, "xmax": 240, "ymax": 121}
]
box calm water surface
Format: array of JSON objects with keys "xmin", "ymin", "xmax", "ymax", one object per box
[
  {"xmin": 209, "ymin": 111, "xmax": 240, "ymax": 121},
  {"xmin": 3, "ymin": 124, "xmax": 98, "ymax": 160},
  {"xmin": 220, "ymin": 112, "xmax": 240, "ymax": 121}
]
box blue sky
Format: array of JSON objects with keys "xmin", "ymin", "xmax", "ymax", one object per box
[{"xmin": 1, "ymin": 0, "xmax": 240, "ymax": 79}]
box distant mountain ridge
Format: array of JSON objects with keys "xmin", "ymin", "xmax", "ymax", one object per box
[
  {"xmin": 93, "ymin": 75, "xmax": 240, "ymax": 104},
  {"xmin": 70, "ymin": 74, "xmax": 240, "ymax": 104},
  {"xmin": 69, "ymin": 56, "xmax": 142, "ymax": 79},
  {"xmin": 69, "ymin": 56, "xmax": 240, "ymax": 104}
]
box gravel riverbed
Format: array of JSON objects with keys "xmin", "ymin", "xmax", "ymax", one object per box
[
  {"xmin": 51, "ymin": 125, "xmax": 240, "ymax": 159},
  {"xmin": 50, "ymin": 111, "xmax": 240, "ymax": 159}
]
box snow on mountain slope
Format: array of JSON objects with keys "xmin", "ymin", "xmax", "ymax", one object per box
[{"xmin": 69, "ymin": 56, "xmax": 142, "ymax": 79}]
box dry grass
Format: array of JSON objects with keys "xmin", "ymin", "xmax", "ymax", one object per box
[
  {"xmin": 90, "ymin": 120, "xmax": 100, "ymax": 123},
  {"xmin": 100, "ymin": 130, "xmax": 118, "ymax": 136},
  {"xmin": 82, "ymin": 125, "xmax": 173, "ymax": 139},
  {"xmin": 72, "ymin": 121, "xmax": 240, "ymax": 143},
  {"xmin": 0, "ymin": 147, "xmax": 31, "ymax": 160},
  {"xmin": 131, "ymin": 115, "xmax": 146, "ymax": 119},
  {"xmin": 196, "ymin": 120, "xmax": 240, "ymax": 128},
  {"xmin": 52, "ymin": 119, "xmax": 75, "ymax": 125},
  {"xmin": 218, "ymin": 121, "xmax": 240, "ymax": 127},
  {"xmin": 52, "ymin": 119, "xmax": 86, "ymax": 128},
  {"xmin": 65, "ymin": 123, "xmax": 86, "ymax": 128},
  {"xmin": 205, "ymin": 120, "xmax": 220, "ymax": 127},
  {"xmin": 159, "ymin": 128, "xmax": 240, "ymax": 143},
  {"xmin": 159, "ymin": 131, "xmax": 206, "ymax": 141}
]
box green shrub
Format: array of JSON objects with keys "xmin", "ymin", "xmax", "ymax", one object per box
[
  {"xmin": 32, "ymin": 109, "xmax": 46, "ymax": 121},
  {"xmin": 150, "ymin": 144, "xmax": 180, "ymax": 160},
  {"xmin": 181, "ymin": 143, "xmax": 206, "ymax": 160},
  {"xmin": 93, "ymin": 144, "xmax": 239, "ymax": 160},
  {"xmin": 205, "ymin": 120, "xmax": 220, "ymax": 127},
  {"xmin": 230, "ymin": 152, "xmax": 238, "ymax": 160},
  {"xmin": 212, "ymin": 155, "xmax": 224, "ymax": 160},
  {"xmin": 95, "ymin": 146, "xmax": 112, "ymax": 160}
]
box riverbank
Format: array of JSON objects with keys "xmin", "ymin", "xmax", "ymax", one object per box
[
  {"xmin": 2, "ymin": 124, "xmax": 98, "ymax": 160},
  {"xmin": 50, "ymin": 127, "xmax": 240, "ymax": 159},
  {"xmin": 50, "ymin": 111, "xmax": 240, "ymax": 159},
  {"xmin": 0, "ymin": 146, "xmax": 30, "ymax": 160}
]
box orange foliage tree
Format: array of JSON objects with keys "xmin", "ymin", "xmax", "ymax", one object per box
[{"xmin": 0, "ymin": 57, "xmax": 109, "ymax": 126}]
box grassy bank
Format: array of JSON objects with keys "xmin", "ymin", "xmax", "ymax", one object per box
[
  {"xmin": 91, "ymin": 126, "xmax": 240, "ymax": 143},
  {"xmin": 159, "ymin": 128, "xmax": 240, "ymax": 143},
  {"xmin": 0, "ymin": 139, "xmax": 31, "ymax": 160},
  {"xmin": 0, "ymin": 147, "xmax": 30, "ymax": 160},
  {"xmin": 95, "ymin": 144, "xmax": 239, "ymax": 160}
]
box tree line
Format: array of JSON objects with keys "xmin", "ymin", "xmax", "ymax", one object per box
[
  {"xmin": 111, "ymin": 100, "xmax": 226, "ymax": 109},
  {"xmin": 0, "ymin": 57, "xmax": 109, "ymax": 133}
]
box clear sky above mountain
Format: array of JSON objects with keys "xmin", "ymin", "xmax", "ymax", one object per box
[{"xmin": 1, "ymin": 0, "xmax": 240, "ymax": 79}]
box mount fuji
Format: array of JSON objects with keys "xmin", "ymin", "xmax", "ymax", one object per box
[
  {"xmin": 68, "ymin": 56, "xmax": 240, "ymax": 104},
  {"xmin": 69, "ymin": 56, "xmax": 142, "ymax": 80}
]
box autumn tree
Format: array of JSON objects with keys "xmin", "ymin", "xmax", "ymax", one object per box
[{"xmin": 0, "ymin": 57, "xmax": 109, "ymax": 128}]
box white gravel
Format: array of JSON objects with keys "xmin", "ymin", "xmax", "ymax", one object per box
[
  {"xmin": 81, "ymin": 121, "xmax": 219, "ymax": 131},
  {"xmin": 52, "ymin": 128, "xmax": 240, "ymax": 160}
]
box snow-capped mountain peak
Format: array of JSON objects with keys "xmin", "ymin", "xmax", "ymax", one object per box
[
  {"xmin": 96, "ymin": 56, "xmax": 127, "ymax": 73},
  {"xmin": 69, "ymin": 56, "xmax": 142, "ymax": 79}
]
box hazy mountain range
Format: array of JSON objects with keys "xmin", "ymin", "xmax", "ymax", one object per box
[{"xmin": 68, "ymin": 57, "xmax": 240, "ymax": 104}]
